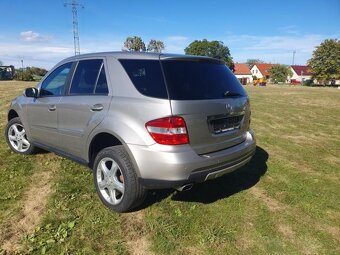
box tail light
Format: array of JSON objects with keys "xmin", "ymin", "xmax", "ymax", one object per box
[{"xmin": 145, "ymin": 116, "xmax": 189, "ymax": 145}]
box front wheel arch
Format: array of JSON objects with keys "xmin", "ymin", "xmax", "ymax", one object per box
[{"xmin": 8, "ymin": 109, "xmax": 19, "ymax": 121}]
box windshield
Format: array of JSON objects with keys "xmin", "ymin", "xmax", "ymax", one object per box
[{"xmin": 162, "ymin": 60, "xmax": 247, "ymax": 100}]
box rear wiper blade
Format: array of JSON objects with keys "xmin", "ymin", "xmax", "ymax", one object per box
[{"xmin": 223, "ymin": 91, "xmax": 242, "ymax": 97}]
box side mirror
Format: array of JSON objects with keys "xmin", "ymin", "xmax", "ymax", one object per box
[{"xmin": 24, "ymin": 87, "xmax": 39, "ymax": 98}]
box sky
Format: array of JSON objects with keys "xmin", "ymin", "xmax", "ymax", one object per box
[{"xmin": 0, "ymin": 0, "xmax": 339, "ymax": 69}]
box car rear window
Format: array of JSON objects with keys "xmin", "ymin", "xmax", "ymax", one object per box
[
  {"xmin": 162, "ymin": 60, "xmax": 247, "ymax": 100},
  {"xmin": 119, "ymin": 59, "xmax": 168, "ymax": 99}
]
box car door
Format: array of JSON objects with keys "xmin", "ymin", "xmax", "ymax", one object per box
[
  {"xmin": 26, "ymin": 62, "xmax": 73, "ymax": 148},
  {"xmin": 58, "ymin": 58, "xmax": 111, "ymax": 158}
]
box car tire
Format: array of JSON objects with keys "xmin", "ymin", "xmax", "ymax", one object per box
[
  {"xmin": 5, "ymin": 117, "xmax": 37, "ymax": 155},
  {"xmin": 93, "ymin": 145, "xmax": 146, "ymax": 213}
]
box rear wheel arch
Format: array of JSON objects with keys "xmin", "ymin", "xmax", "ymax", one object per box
[
  {"xmin": 88, "ymin": 132, "xmax": 121, "ymax": 166},
  {"xmin": 88, "ymin": 132, "xmax": 141, "ymax": 177}
]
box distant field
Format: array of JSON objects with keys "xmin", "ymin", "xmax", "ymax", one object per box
[{"xmin": 0, "ymin": 81, "xmax": 339, "ymax": 254}]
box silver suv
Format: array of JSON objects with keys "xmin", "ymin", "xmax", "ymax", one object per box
[{"xmin": 5, "ymin": 52, "xmax": 256, "ymax": 212}]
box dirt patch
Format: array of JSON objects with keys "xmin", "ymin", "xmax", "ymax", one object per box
[
  {"xmin": 315, "ymin": 223, "xmax": 340, "ymax": 242},
  {"xmin": 236, "ymin": 222, "xmax": 256, "ymax": 251},
  {"xmin": 250, "ymin": 186, "xmax": 284, "ymax": 212},
  {"xmin": 1, "ymin": 170, "xmax": 52, "ymax": 252},
  {"xmin": 264, "ymin": 144, "xmax": 339, "ymax": 183},
  {"xmin": 324, "ymin": 155, "xmax": 340, "ymax": 167},
  {"xmin": 251, "ymin": 184, "xmax": 340, "ymax": 248},
  {"xmin": 120, "ymin": 211, "xmax": 153, "ymax": 255},
  {"xmin": 277, "ymin": 223, "xmax": 295, "ymax": 238},
  {"xmin": 183, "ymin": 246, "xmax": 204, "ymax": 255}
]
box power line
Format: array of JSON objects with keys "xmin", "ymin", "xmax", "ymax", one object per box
[{"xmin": 64, "ymin": 0, "xmax": 84, "ymax": 55}]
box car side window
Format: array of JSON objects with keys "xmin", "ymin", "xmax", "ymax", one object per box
[
  {"xmin": 95, "ymin": 65, "xmax": 109, "ymax": 94},
  {"xmin": 40, "ymin": 62, "xmax": 72, "ymax": 96},
  {"xmin": 69, "ymin": 59, "xmax": 108, "ymax": 95}
]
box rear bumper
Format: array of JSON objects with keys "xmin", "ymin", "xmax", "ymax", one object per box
[{"xmin": 127, "ymin": 129, "xmax": 256, "ymax": 189}]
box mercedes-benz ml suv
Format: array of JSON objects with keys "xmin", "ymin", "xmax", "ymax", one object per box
[{"xmin": 5, "ymin": 52, "xmax": 256, "ymax": 212}]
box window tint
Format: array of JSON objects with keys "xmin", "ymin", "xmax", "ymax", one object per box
[
  {"xmin": 95, "ymin": 66, "xmax": 108, "ymax": 94},
  {"xmin": 119, "ymin": 60, "xmax": 167, "ymax": 99},
  {"xmin": 40, "ymin": 62, "xmax": 72, "ymax": 96},
  {"xmin": 70, "ymin": 59, "xmax": 103, "ymax": 94},
  {"xmin": 162, "ymin": 60, "xmax": 247, "ymax": 100}
]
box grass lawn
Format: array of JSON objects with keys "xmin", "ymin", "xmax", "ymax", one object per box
[{"xmin": 0, "ymin": 81, "xmax": 339, "ymax": 254}]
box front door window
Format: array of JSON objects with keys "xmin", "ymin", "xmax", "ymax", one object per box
[{"xmin": 40, "ymin": 62, "xmax": 73, "ymax": 96}]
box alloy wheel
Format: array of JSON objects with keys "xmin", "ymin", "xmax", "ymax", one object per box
[
  {"xmin": 96, "ymin": 157, "xmax": 125, "ymax": 205},
  {"xmin": 7, "ymin": 123, "xmax": 30, "ymax": 153}
]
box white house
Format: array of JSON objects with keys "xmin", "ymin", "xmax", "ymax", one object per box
[
  {"xmin": 234, "ymin": 63, "xmax": 252, "ymax": 84},
  {"xmin": 250, "ymin": 63, "xmax": 275, "ymax": 79}
]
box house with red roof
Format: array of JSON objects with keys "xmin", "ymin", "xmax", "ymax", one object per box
[
  {"xmin": 234, "ymin": 63, "xmax": 252, "ymax": 85},
  {"xmin": 250, "ymin": 63, "xmax": 276, "ymax": 80},
  {"xmin": 289, "ymin": 65, "xmax": 313, "ymax": 83}
]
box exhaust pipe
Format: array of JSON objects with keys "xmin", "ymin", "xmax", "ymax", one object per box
[{"xmin": 175, "ymin": 183, "xmax": 194, "ymax": 192}]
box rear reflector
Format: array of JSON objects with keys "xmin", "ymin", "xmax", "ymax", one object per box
[{"xmin": 145, "ymin": 116, "xmax": 189, "ymax": 145}]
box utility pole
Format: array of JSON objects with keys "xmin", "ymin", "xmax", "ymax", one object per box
[
  {"xmin": 64, "ymin": 0, "xmax": 84, "ymax": 55},
  {"xmin": 292, "ymin": 50, "xmax": 296, "ymax": 65}
]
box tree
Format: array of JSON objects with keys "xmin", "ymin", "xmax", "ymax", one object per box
[
  {"xmin": 268, "ymin": 65, "xmax": 292, "ymax": 83},
  {"xmin": 184, "ymin": 39, "xmax": 234, "ymax": 70},
  {"xmin": 246, "ymin": 59, "xmax": 264, "ymax": 68},
  {"xmin": 29, "ymin": 67, "xmax": 48, "ymax": 77},
  {"xmin": 147, "ymin": 39, "xmax": 165, "ymax": 53},
  {"xmin": 123, "ymin": 36, "xmax": 146, "ymax": 52},
  {"xmin": 0, "ymin": 60, "xmax": 3, "ymax": 65},
  {"xmin": 307, "ymin": 39, "xmax": 340, "ymax": 83}
]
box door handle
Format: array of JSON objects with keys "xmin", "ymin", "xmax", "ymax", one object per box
[
  {"xmin": 91, "ymin": 104, "xmax": 104, "ymax": 111},
  {"xmin": 48, "ymin": 105, "xmax": 56, "ymax": 111}
]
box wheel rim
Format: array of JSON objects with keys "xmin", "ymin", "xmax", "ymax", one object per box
[
  {"xmin": 8, "ymin": 123, "xmax": 30, "ymax": 153},
  {"xmin": 96, "ymin": 157, "xmax": 125, "ymax": 205}
]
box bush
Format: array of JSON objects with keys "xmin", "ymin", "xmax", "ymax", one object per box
[{"xmin": 15, "ymin": 69, "xmax": 34, "ymax": 81}]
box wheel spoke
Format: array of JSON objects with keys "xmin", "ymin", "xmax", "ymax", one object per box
[
  {"xmin": 19, "ymin": 129, "xmax": 26, "ymax": 136},
  {"xmin": 100, "ymin": 161, "xmax": 110, "ymax": 178},
  {"xmin": 12, "ymin": 125, "xmax": 20, "ymax": 135},
  {"xmin": 109, "ymin": 188, "xmax": 117, "ymax": 204},
  {"xmin": 110, "ymin": 163, "xmax": 119, "ymax": 176},
  {"xmin": 9, "ymin": 135, "xmax": 16, "ymax": 142},
  {"xmin": 113, "ymin": 179, "xmax": 124, "ymax": 193},
  {"xmin": 17, "ymin": 141, "xmax": 23, "ymax": 151},
  {"xmin": 98, "ymin": 180, "xmax": 108, "ymax": 189},
  {"xmin": 22, "ymin": 138, "xmax": 30, "ymax": 146}
]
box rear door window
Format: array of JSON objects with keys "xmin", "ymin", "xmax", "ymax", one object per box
[
  {"xmin": 119, "ymin": 60, "xmax": 167, "ymax": 99},
  {"xmin": 162, "ymin": 60, "xmax": 247, "ymax": 100},
  {"xmin": 69, "ymin": 59, "xmax": 108, "ymax": 95}
]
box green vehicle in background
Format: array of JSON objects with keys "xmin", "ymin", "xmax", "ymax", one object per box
[{"xmin": 0, "ymin": 65, "xmax": 15, "ymax": 80}]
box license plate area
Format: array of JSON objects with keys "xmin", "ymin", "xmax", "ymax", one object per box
[{"xmin": 209, "ymin": 115, "xmax": 244, "ymax": 134}]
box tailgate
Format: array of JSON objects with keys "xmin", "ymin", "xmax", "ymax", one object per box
[{"xmin": 171, "ymin": 97, "xmax": 250, "ymax": 155}]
